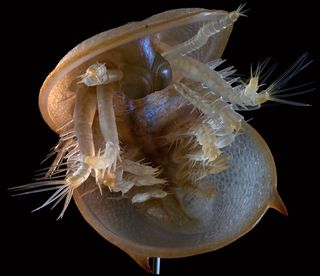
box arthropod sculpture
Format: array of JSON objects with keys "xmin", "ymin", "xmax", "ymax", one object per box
[{"xmin": 13, "ymin": 5, "xmax": 311, "ymax": 272}]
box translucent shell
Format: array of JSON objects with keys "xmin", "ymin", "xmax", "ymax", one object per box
[
  {"xmin": 39, "ymin": 8, "xmax": 232, "ymax": 132},
  {"xmin": 74, "ymin": 121, "xmax": 286, "ymax": 271},
  {"xmin": 36, "ymin": 8, "xmax": 288, "ymax": 272}
]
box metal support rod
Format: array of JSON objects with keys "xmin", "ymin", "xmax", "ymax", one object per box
[{"xmin": 152, "ymin": 257, "xmax": 161, "ymax": 275}]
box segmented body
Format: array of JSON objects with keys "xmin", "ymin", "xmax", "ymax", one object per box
[{"xmin": 11, "ymin": 5, "xmax": 310, "ymax": 219}]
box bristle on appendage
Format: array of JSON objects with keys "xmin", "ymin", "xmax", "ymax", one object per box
[
  {"xmin": 171, "ymin": 114, "xmax": 235, "ymax": 186},
  {"xmin": 12, "ymin": 5, "xmax": 313, "ymax": 224},
  {"xmin": 253, "ymin": 53, "xmax": 313, "ymax": 106},
  {"xmin": 10, "ymin": 180, "xmax": 70, "ymax": 218},
  {"xmin": 162, "ymin": 4, "xmax": 247, "ymax": 60},
  {"xmin": 111, "ymin": 159, "xmax": 167, "ymax": 199},
  {"xmin": 9, "ymin": 125, "xmax": 86, "ymax": 219},
  {"xmin": 176, "ymin": 152, "xmax": 229, "ymax": 183},
  {"xmin": 171, "ymin": 51, "xmax": 312, "ymax": 109}
]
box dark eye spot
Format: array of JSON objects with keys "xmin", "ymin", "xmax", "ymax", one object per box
[{"xmin": 152, "ymin": 53, "xmax": 172, "ymax": 91}]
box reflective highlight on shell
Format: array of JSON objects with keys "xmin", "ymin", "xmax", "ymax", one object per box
[{"xmin": 12, "ymin": 5, "xmax": 311, "ymax": 273}]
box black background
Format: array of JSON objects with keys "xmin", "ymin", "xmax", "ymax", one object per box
[{"xmin": 3, "ymin": 0, "xmax": 319, "ymax": 275}]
